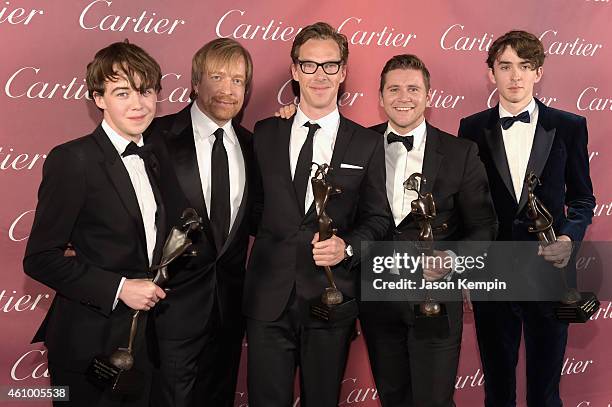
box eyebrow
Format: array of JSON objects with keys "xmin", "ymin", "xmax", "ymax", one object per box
[
  {"xmin": 109, "ymin": 86, "xmax": 130, "ymax": 93},
  {"xmin": 497, "ymin": 60, "xmax": 530, "ymax": 65}
]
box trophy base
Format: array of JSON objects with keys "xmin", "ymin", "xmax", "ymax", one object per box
[
  {"xmin": 311, "ymin": 296, "xmax": 357, "ymax": 322},
  {"xmin": 555, "ymin": 292, "xmax": 600, "ymax": 323},
  {"xmin": 413, "ymin": 303, "xmax": 450, "ymax": 340},
  {"xmin": 86, "ymin": 355, "xmax": 144, "ymax": 397}
]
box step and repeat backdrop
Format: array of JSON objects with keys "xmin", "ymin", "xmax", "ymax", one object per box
[{"xmin": 1, "ymin": 1, "xmax": 611, "ymax": 406}]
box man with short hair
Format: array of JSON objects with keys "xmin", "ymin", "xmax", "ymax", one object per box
[
  {"xmin": 360, "ymin": 54, "xmax": 497, "ymax": 407},
  {"xmin": 24, "ymin": 41, "xmax": 166, "ymax": 406},
  {"xmin": 458, "ymin": 30, "xmax": 595, "ymax": 406},
  {"xmin": 147, "ymin": 38, "xmax": 255, "ymax": 407},
  {"xmin": 244, "ymin": 22, "xmax": 390, "ymax": 406}
]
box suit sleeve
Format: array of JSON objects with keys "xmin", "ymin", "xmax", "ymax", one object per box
[
  {"xmin": 457, "ymin": 142, "xmax": 498, "ymax": 241},
  {"xmin": 249, "ymin": 121, "xmax": 265, "ymax": 236},
  {"xmin": 559, "ymin": 116, "xmax": 595, "ymax": 241},
  {"xmin": 23, "ymin": 146, "xmax": 122, "ymax": 317},
  {"xmin": 343, "ymin": 134, "xmax": 391, "ymax": 267},
  {"xmin": 457, "ymin": 118, "xmax": 470, "ymax": 141}
]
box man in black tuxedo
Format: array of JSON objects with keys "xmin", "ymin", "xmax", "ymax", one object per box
[
  {"xmin": 458, "ymin": 30, "xmax": 595, "ymax": 407},
  {"xmin": 146, "ymin": 38, "xmax": 255, "ymax": 407},
  {"xmin": 360, "ymin": 55, "xmax": 498, "ymax": 407},
  {"xmin": 244, "ymin": 22, "xmax": 390, "ymax": 406},
  {"xmin": 23, "ymin": 41, "xmax": 166, "ymax": 406}
]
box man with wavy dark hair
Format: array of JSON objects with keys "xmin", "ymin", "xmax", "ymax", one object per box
[
  {"xmin": 24, "ymin": 40, "xmax": 165, "ymax": 406},
  {"xmin": 458, "ymin": 30, "xmax": 595, "ymax": 407}
]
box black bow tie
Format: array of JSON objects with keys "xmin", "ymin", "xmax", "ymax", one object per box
[
  {"xmin": 121, "ymin": 141, "xmax": 152, "ymax": 159},
  {"xmin": 500, "ymin": 110, "xmax": 530, "ymax": 130},
  {"xmin": 387, "ymin": 132, "xmax": 414, "ymax": 152}
]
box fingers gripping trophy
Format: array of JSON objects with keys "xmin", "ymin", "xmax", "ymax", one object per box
[
  {"xmin": 404, "ymin": 173, "xmax": 450, "ymax": 339},
  {"xmin": 86, "ymin": 208, "xmax": 203, "ymax": 395},
  {"xmin": 310, "ymin": 163, "xmax": 356, "ymax": 321},
  {"xmin": 524, "ymin": 172, "xmax": 599, "ymax": 323}
]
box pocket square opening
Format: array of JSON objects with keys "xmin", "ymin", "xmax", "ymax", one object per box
[{"xmin": 340, "ymin": 163, "xmax": 363, "ymax": 169}]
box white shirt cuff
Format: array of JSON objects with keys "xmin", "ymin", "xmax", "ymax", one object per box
[
  {"xmin": 113, "ymin": 277, "xmax": 127, "ymax": 310},
  {"xmin": 443, "ymin": 250, "xmax": 458, "ymax": 281}
]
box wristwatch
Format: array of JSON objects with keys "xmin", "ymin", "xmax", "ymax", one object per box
[{"xmin": 344, "ymin": 244, "xmax": 354, "ymax": 259}]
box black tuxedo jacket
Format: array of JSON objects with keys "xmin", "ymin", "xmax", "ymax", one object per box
[
  {"xmin": 146, "ymin": 104, "xmax": 255, "ymax": 340},
  {"xmin": 24, "ymin": 125, "xmax": 165, "ymax": 371},
  {"xmin": 370, "ymin": 122, "xmax": 498, "ymax": 244},
  {"xmin": 458, "ymin": 99, "xmax": 595, "ymax": 243},
  {"xmin": 243, "ymin": 114, "xmax": 390, "ymax": 322}
]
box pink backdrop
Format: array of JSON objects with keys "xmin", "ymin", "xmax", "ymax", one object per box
[{"xmin": 1, "ymin": 1, "xmax": 611, "ymax": 405}]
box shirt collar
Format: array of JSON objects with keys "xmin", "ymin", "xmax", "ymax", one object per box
[
  {"xmin": 102, "ymin": 119, "xmax": 143, "ymax": 156},
  {"xmin": 295, "ymin": 105, "xmax": 340, "ymax": 133},
  {"xmin": 499, "ymin": 98, "xmax": 536, "ymax": 119},
  {"xmin": 191, "ymin": 102, "xmax": 237, "ymax": 145},
  {"xmin": 384, "ymin": 118, "xmax": 427, "ymax": 151}
]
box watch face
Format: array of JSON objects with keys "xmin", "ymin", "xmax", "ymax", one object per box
[{"xmin": 346, "ymin": 245, "xmax": 353, "ymax": 257}]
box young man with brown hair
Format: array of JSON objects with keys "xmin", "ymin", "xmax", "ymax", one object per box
[
  {"xmin": 24, "ymin": 41, "xmax": 166, "ymax": 406},
  {"xmin": 244, "ymin": 22, "xmax": 390, "ymax": 406},
  {"xmin": 146, "ymin": 38, "xmax": 255, "ymax": 407},
  {"xmin": 360, "ymin": 54, "xmax": 497, "ymax": 407},
  {"xmin": 458, "ymin": 30, "xmax": 595, "ymax": 407}
]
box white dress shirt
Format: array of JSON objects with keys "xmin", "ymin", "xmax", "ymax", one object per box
[
  {"xmin": 383, "ymin": 119, "xmax": 456, "ymax": 279},
  {"xmin": 384, "ymin": 119, "xmax": 427, "ymax": 226},
  {"xmin": 290, "ymin": 106, "xmax": 340, "ymax": 213},
  {"xmin": 102, "ymin": 120, "xmax": 158, "ymax": 308},
  {"xmin": 191, "ymin": 103, "xmax": 246, "ymax": 230},
  {"xmin": 499, "ymin": 98, "xmax": 538, "ymax": 202}
]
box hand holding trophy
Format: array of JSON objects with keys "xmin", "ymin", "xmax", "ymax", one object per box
[
  {"xmin": 524, "ymin": 172, "xmax": 599, "ymax": 323},
  {"xmin": 404, "ymin": 173, "xmax": 450, "ymax": 339},
  {"xmin": 310, "ymin": 163, "xmax": 355, "ymax": 321},
  {"xmin": 86, "ymin": 208, "xmax": 203, "ymax": 395}
]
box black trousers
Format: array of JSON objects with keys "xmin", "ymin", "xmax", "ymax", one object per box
[
  {"xmin": 246, "ymin": 296, "xmax": 356, "ymax": 407},
  {"xmin": 49, "ymin": 363, "xmax": 151, "ymax": 407},
  {"xmin": 151, "ymin": 304, "xmax": 244, "ymax": 407},
  {"xmin": 360, "ymin": 302, "xmax": 463, "ymax": 407},
  {"xmin": 473, "ymin": 301, "xmax": 568, "ymax": 407}
]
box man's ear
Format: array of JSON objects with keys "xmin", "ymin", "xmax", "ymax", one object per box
[
  {"xmin": 338, "ymin": 64, "xmax": 347, "ymax": 84},
  {"xmin": 487, "ymin": 68, "xmax": 497, "ymax": 86},
  {"xmin": 93, "ymin": 92, "xmax": 106, "ymax": 110},
  {"xmin": 534, "ymin": 66, "xmax": 543, "ymax": 83},
  {"xmin": 291, "ymin": 63, "xmax": 299, "ymax": 82}
]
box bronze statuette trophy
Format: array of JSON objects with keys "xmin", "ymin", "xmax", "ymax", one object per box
[
  {"xmin": 86, "ymin": 208, "xmax": 203, "ymax": 395},
  {"xmin": 404, "ymin": 173, "xmax": 450, "ymax": 339},
  {"xmin": 525, "ymin": 172, "xmax": 599, "ymax": 323},
  {"xmin": 310, "ymin": 163, "xmax": 355, "ymax": 321}
]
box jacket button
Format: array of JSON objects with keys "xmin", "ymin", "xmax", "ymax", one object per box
[{"xmin": 513, "ymin": 219, "xmax": 521, "ymax": 225}]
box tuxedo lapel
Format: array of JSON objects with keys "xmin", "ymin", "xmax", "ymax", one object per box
[
  {"xmin": 303, "ymin": 115, "xmax": 354, "ymax": 220},
  {"xmin": 146, "ymin": 153, "xmax": 166, "ymax": 266},
  {"xmin": 483, "ymin": 106, "xmax": 517, "ymax": 203},
  {"xmin": 165, "ymin": 106, "xmax": 215, "ymax": 247},
  {"xmin": 516, "ymin": 102, "xmax": 556, "ymax": 214},
  {"xmin": 276, "ymin": 116, "xmax": 305, "ymax": 219},
  {"xmin": 329, "ymin": 115, "xmax": 355, "ymax": 173},
  {"xmin": 218, "ymin": 124, "xmax": 249, "ymax": 258},
  {"xmin": 420, "ymin": 123, "xmax": 442, "ymax": 196},
  {"xmin": 92, "ymin": 126, "xmax": 148, "ymax": 261},
  {"xmin": 395, "ymin": 122, "xmax": 442, "ymax": 230}
]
